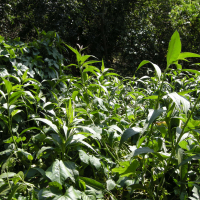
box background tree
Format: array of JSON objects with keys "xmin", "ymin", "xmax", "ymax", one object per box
[{"xmin": 1, "ymin": 0, "xmax": 200, "ymax": 76}]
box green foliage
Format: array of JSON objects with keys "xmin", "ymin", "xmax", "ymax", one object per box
[{"xmin": 1, "ymin": 30, "xmax": 200, "ymax": 199}]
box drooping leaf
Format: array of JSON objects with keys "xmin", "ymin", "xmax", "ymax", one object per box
[
  {"xmin": 0, "ymin": 183, "xmax": 10, "ymax": 196},
  {"xmin": 168, "ymin": 92, "xmax": 190, "ymax": 115},
  {"xmin": 7, "ymin": 184, "xmax": 27, "ymax": 200},
  {"xmin": 136, "ymin": 60, "xmax": 161, "ymax": 80},
  {"xmin": 128, "ymin": 147, "xmax": 154, "ymax": 158},
  {"xmin": 34, "ymin": 118, "xmax": 59, "ymax": 134},
  {"xmin": 17, "ymin": 149, "xmax": 33, "ymax": 161},
  {"xmin": 120, "ymin": 127, "xmax": 142, "ymax": 146},
  {"xmin": 36, "ymin": 146, "xmax": 54, "ymax": 159},
  {"xmin": 178, "ymin": 154, "xmax": 200, "ymax": 167}
]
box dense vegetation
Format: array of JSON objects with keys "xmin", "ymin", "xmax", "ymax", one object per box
[{"xmin": 1, "ymin": 28, "xmax": 200, "ymax": 199}]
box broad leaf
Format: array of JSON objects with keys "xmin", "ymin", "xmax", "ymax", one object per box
[
  {"xmin": 128, "ymin": 147, "xmax": 154, "ymax": 158},
  {"xmin": 106, "ymin": 179, "xmax": 116, "ymax": 191},
  {"xmin": 120, "ymin": 127, "xmax": 142, "ymax": 146},
  {"xmin": 112, "ymin": 160, "xmax": 139, "ymax": 177},
  {"xmin": 45, "ymin": 160, "xmax": 75, "ymax": 184}
]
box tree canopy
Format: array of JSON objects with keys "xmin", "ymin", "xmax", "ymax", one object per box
[{"xmin": 1, "ymin": 0, "xmax": 200, "ymax": 75}]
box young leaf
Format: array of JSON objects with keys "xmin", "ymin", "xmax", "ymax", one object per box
[
  {"xmin": 79, "ymin": 177, "xmax": 105, "ymax": 190},
  {"xmin": 178, "ymin": 52, "xmax": 200, "ymax": 60},
  {"xmin": 9, "ymin": 91, "xmax": 24, "ymax": 105},
  {"xmin": 167, "ymin": 30, "xmax": 181, "ymax": 67},
  {"xmin": 2, "ymin": 78, "xmax": 12, "ymax": 95}
]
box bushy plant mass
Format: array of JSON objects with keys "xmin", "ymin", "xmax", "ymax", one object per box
[{"xmin": 1, "ymin": 30, "xmax": 200, "ymax": 200}]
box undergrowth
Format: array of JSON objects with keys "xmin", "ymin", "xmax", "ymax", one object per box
[{"xmin": 0, "ymin": 30, "xmax": 200, "ymax": 199}]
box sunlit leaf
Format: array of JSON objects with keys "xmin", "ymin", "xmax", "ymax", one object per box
[
  {"xmin": 167, "ymin": 30, "xmax": 181, "ymax": 67},
  {"xmin": 34, "ymin": 118, "xmax": 59, "ymax": 134},
  {"xmin": 106, "ymin": 179, "xmax": 116, "ymax": 191},
  {"xmin": 112, "ymin": 160, "xmax": 139, "ymax": 177},
  {"xmin": 45, "ymin": 159, "xmax": 75, "ymax": 185},
  {"xmin": 79, "ymin": 177, "xmax": 105, "ymax": 190}
]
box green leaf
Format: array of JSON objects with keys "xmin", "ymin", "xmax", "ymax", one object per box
[
  {"xmin": 0, "ymin": 183, "xmax": 10, "ymax": 196},
  {"xmin": 7, "ymin": 184, "xmax": 27, "ymax": 200},
  {"xmin": 72, "ymin": 91, "xmax": 79, "ymax": 101},
  {"xmin": 0, "ymin": 90, "xmax": 6, "ymax": 100},
  {"xmin": 9, "ymin": 91, "xmax": 24, "ymax": 105},
  {"xmin": 178, "ymin": 89, "xmax": 196, "ymax": 96},
  {"xmin": 167, "ymin": 30, "xmax": 181, "ymax": 67},
  {"xmin": 190, "ymin": 185, "xmax": 200, "ymax": 200},
  {"xmin": 147, "ymin": 108, "xmax": 165, "ymax": 126},
  {"xmin": 144, "ymin": 95, "xmax": 158, "ymax": 100},
  {"xmin": 79, "ymin": 150, "xmax": 90, "ymax": 165},
  {"xmin": 79, "ymin": 177, "xmax": 105, "ymax": 190},
  {"xmin": 136, "ymin": 136, "xmax": 146, "ymax": 148},
  {"xmin": 178, "ymin": 52, "xmax": 200, "ymax": 60},
  {"xmin": 168, "ymin": 92, "xmax": 190, "ymax": 115},
  {"xmin": 178, "ymin": 154, "xmax": 200, "ymax": 167},
  {"xmin": 120, "ymin": 127, "xmax": 142, "ymax": 146},
  {"xmin": 19, "ymin": 127, "xmax": 42, "ymax": 136},
  {"xmin": 101, "ymin": 59, "xmax": 105, "ymax": 72},
  {"xmin": 89, "ymin": 155, "xmax": 101, "ymax": 170},
  {"xmin": 21, "ymin": 69, "xmax": 29, "ymax": 82},
  {"xmin": 109, "ymin": 125, "xmax": 123, "ymax": 134},
  {"xmin": 45, "ymin": 159, "xmax": 75, "ymax": 185},
  {"xmin": 178, "ymin": 148, "xmax": 188, "ymax": 182},
  {"xmin": 36, "ymin": 146, "xmax": 54, "ymax": 159},
  {"xmin": 34, "ymin": 118, "xmax": 59, "ymax": 134},
  {"xmin": 112, "ymin": 160, "xmax": 139, "ymax": 177},
  {"xmin": 17, "ymin": 149, "xmax": 33, "ymax": 161},
  {"xmin": 106, "ymin": 179, "xmax": 116, "ymax": 191},
  {"xmin": 181, "ymin": 69, "xmax": 200, "ymax": 75},
  {"xmin": 2, "ymin": 78, "xmax": 12, "ymax": 94},
  {"xmin": 11, "ymin": 109, "xmax": 23, "ymax": 117},
  {"xmin": 0, "ymin": 172, "xmax": 16, "ymax": 179},
  {"xmin": 67, "ymin": 98, "xmax": 74, "ymax": 124},
  {"xmin": 136, "ymin": 60, "xmax": 161, "ymax": 80},
  {"xmin": 128, "ymin": 147, "xmax": 154, "ymax": 158}
]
